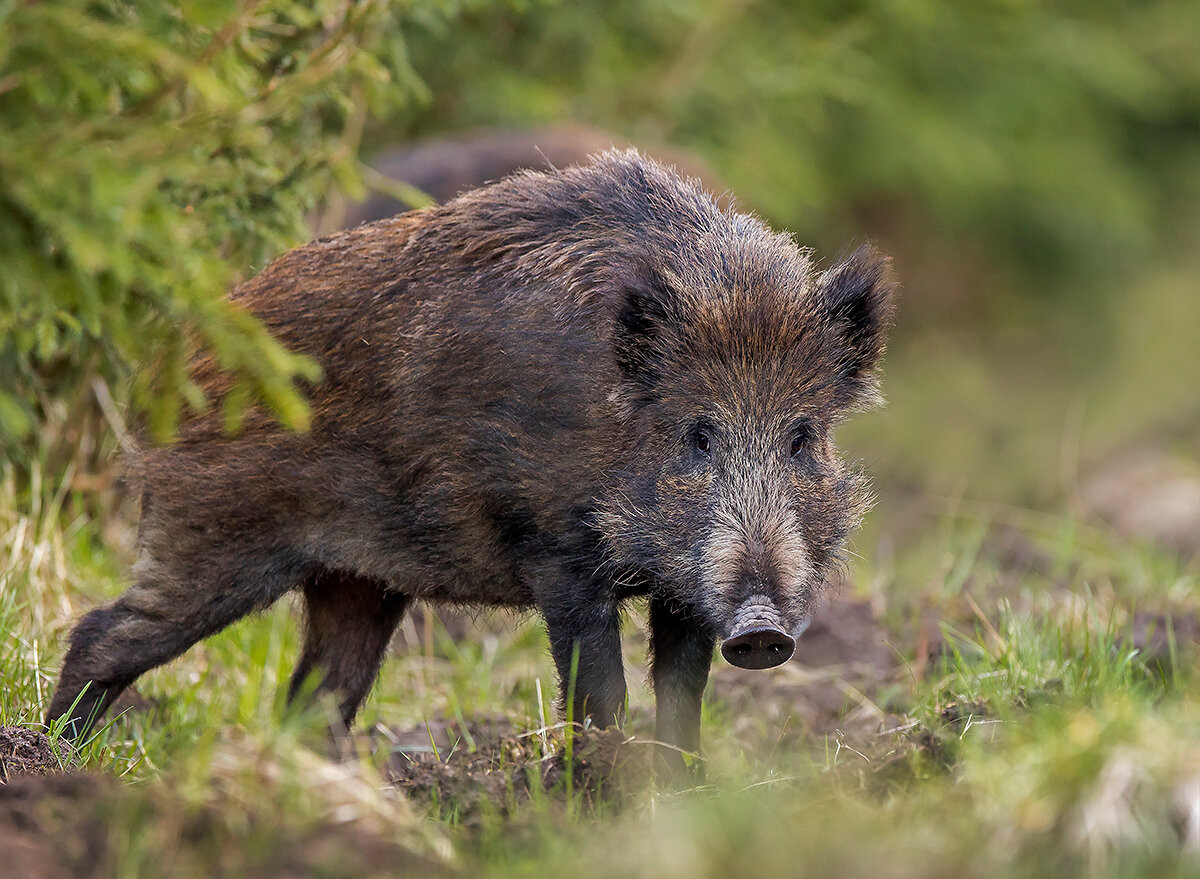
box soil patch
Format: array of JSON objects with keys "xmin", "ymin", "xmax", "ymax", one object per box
[
  {"xmin": 793, "ymin": 596, "xmax": 897, "ymax": 672},
  {"xmin": 710, "ymin": 597, "xmax": 900, "ymax": 743},
  {"xmin": 0, "ymin": 725, "xmax": 448, "ymax": 877},
  {"xmin": 0, "ymin": 773, "xmax": 111, "ymax": 879},
  {"xmin": 386, "ymin": 721, "xmax": 651, "ymax": 821},
  {"xmin": 0, "ymin": 767, "xmax": 448, "ymax": 878},
  {"xmin": 0, "ymin": 726, "xmax": 66, "ymax": 781},
  {"xmin": 1080, "ymin": 445, "xmax": 1200, "ymax": 559}
]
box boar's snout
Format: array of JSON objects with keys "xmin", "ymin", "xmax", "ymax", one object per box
[
  {"xmin": 721, "ymin": 596, "xmax": 796, "ymax": 669},
  {"xmin": 721, "ymin": 627, "xmax": 795, "ymax": 669}
]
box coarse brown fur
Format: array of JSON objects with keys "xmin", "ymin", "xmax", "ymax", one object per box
[{"xmin": 48, "ymin": 151, "xmax": 894, "ymax": 778}]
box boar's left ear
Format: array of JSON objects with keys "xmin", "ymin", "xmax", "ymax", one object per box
[{"xmin": 814, "ymin": 245, "xmax": 897, "ymax": 408}]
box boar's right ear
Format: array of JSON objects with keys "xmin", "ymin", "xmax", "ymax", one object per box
[
  {"xmin": 814, "ymin": 245, "xmax": 897, "ymax": 408},
  {"xmin": 611, "ymin": 265, "xmax": 678, "ymax": 407}
]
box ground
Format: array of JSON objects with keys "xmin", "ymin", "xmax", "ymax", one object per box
[
  {"xmin": 1, "ymin": 249, "xmax": 1197, "ymax": 877},
  {"xmin": 2, "ymin": 564, "xmax": 1197, "ymax": 877}
]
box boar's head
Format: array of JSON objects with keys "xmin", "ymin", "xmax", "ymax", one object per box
[{"xmin": 598, "ymin": 238, "xmax": 895, "ymax": 670}]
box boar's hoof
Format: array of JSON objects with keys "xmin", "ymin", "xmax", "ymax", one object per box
[{"xmin": 721, "ymin": 628, "xmax": 795, "ymax": 669}]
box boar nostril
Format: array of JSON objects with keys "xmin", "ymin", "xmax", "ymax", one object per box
[{"xmin": 721, "ymin": 627, "xmax": 795, "ymax": 670}]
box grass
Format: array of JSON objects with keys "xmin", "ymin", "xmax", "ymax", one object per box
[
  {"xmin": 2, "ymin": 256, "xmax": 1198, "ymax": 877},
  {"xmin": 2, "ymin": 449, "xmax": 1196, "ymax": 878}
]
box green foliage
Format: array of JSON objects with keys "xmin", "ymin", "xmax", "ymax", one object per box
[
  {"xmin": 5, "ymin": 0, "xmax": 1197, "ymax": 473},
  {"xmin": 0, "ymin": 0, "xmax": 440, "ymax": 458},
  {"xmin": 402, "ymin": 0, "xmax": 1200, "ymax": 275}
]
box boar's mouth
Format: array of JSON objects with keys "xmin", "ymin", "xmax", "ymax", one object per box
[{"xmin": 720, "ymin": 595, "xmax": 795, "ymax": 670}]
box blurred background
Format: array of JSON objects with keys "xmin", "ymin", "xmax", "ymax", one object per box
[{"xmin": 2, "ymin": 0, "xmax": 1196, "ymax": 568}]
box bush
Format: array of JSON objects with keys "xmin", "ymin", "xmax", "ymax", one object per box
[{"xmin": 0, "ymin": 0, "xmax": 439, "ymax": 461}]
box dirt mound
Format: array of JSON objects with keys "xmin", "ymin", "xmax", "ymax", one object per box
[
  {"xmin": 1080, "ymin": 446, "xmax": 1200, "ymax": 559},
  {"xmin": 0, "ymin": 726, "xmax": 66, "ymax": 780},
  {"xmin": 0, "ymin": 764, "xmax": 448, "ymax": 878},
  {"xmin": 0, "ymin": 773, "xmax": 110, "ymax": 879},
  {"xmin": 711, "ymin": 597, "xmax": 899, "ymax": 742},
  {"xmin": 387, "ymin": 721, "xmax": 652, "ymax": 820},
  {"xmin": 793, "ymin": 597, "xmax": 897, "ymax": 672}
]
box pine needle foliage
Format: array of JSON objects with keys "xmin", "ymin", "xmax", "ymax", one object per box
[{"xmin": 0, "ymin": 0, "xmax": 438, "ymax": 460}]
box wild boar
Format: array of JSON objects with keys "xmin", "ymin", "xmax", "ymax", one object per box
[{"xmin": 47, "ymin": 151, "xmax": 894, "ymax": 776}]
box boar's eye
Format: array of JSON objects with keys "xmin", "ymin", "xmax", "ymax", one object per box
[
  {"xmin": 690, "ymin": 425, "xmax": 712, "ymax": 456},
  {"xmin": 789, "ymin": 421, "xmax": 817, "ymax": 458}
]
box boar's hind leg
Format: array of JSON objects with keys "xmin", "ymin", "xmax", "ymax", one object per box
[
  {"xmin": 537, "ymin": 583, "xmax": 627, "ymax": 730},
  {"xmin": 649, "ymin": 596, "xmax": 715, "ymax": 782},
  {"xmin": 47, "ymin": 547, "xmax": 313, "ymax": 740},
  {"xmin": 287, "ymin": 569, "xmax": 408, "ymax": 730}
]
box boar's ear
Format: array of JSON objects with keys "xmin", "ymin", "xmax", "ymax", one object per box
[
  {"xmin": 611, "ymin": 264, "xmax": 678, "ymax": 404},
  {"xmin": 814, "ymin": 245, "xmax": 897, "ymax": 407}
]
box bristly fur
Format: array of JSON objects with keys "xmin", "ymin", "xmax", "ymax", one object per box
[{"xmin": 47, "ymin": 150, "xmax": 896, "ymax": 778}]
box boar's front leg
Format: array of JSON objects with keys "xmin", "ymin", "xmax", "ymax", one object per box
[
  {"xmin": 649, "ymin": 596, "xmax": 715, "ymax": 781},
  {"xmin": 536, "ymin": 576, "xmax": 627, "ymax": 729}
]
